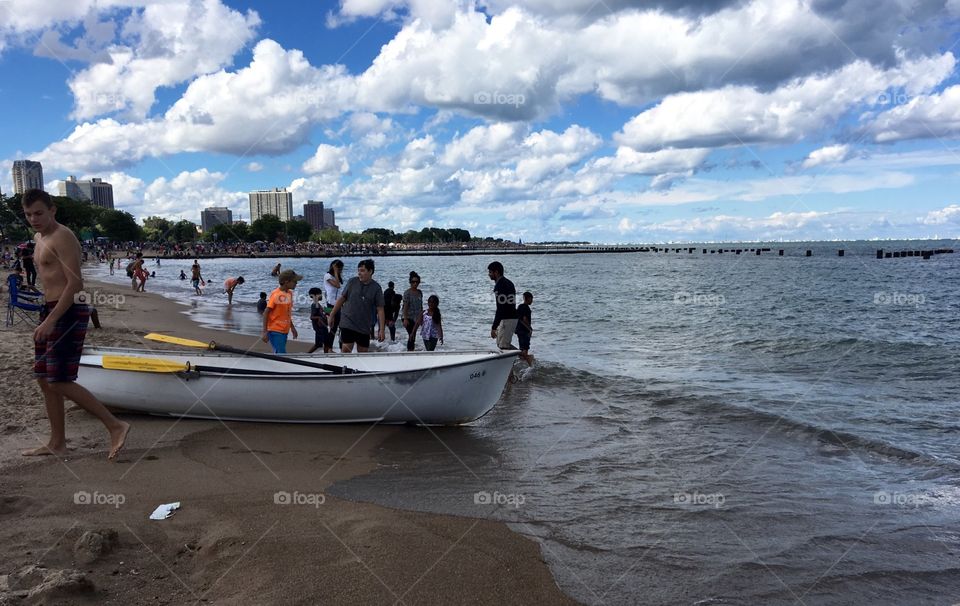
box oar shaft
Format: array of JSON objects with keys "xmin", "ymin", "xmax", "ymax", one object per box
[
  {"xmin": 145, "ymin": 333, "xmax": 361, "ymax": 374},
  {"xmin": 210, "ymin": 342, "xmax": 358, "ymax": 374}
]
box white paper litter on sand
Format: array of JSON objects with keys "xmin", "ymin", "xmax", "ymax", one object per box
[{"xmin": 149, "ymin": 502, "xmax": 181, "ymax": 520}]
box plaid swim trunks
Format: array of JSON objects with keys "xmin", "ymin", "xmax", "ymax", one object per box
[{"xmin": 34, "ymin": 302, "xmax": 90, "ymax": 383}]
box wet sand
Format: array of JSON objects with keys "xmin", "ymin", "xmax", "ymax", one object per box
[{"xmin": 0, "ymin": 275, "xmax": 574, "ymax": 604}]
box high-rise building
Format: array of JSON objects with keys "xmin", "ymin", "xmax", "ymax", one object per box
[
  {"xmin": 56, "ymin": 175, "xmax": 114, "ymax": 208},
  {"xmin": 303, "ymin": 200, "xmax": 324, "ymax": 231},
  {"xmin": 322, "ymin": 208, "xmax": 336, "ymax": 230},
  {"xmin": 200, "ymin": 207, "xmax": 233, "ymax": 232},
  {"xmin": 12, "ymin": 160, "xmax": 44, "ymax": 194},
  {"xmin": 248, "ymin": 188, "xmax": 293, "ymax": 222},
  {"xmin": 303, "ymin": 200, "xmax": 338, "ymax": 231},
  {"xmin": 58, "ymin": 176, "xmax": 86, "ymax": 201},
  {"xmin": 84, "ymin": 178, "xmax": 114, "ymax": 209}
]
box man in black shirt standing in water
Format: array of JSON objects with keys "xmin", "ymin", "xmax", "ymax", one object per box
[{"xmin": 487, "ymin": 261, "xmax": 517, "ymax": 350}]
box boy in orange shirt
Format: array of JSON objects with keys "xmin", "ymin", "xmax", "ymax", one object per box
[{"xmin": 262, "ymin": 269, "xmax": 302, "ymax": 353}]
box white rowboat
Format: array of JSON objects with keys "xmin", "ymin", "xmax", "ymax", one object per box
[{"xmin": 77, "ymin": 347, "xmax": 520, "ymax": 425}]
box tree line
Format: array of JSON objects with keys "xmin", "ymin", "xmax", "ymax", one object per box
[{"xmin": 1, "ymin": 193, "xmax": 482, "ymax": 245}]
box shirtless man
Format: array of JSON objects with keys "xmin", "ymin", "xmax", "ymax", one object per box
[
  {"xmin": 21, "ymin": 189, "xmax": 130, "ymax": 460},
  {"xmin": 190, "ymin": 259, "xmax": 204, "ymax": 295},
  {"xmin": 223, "ymin": 275, "xmax": 245, "ymax": 305}
]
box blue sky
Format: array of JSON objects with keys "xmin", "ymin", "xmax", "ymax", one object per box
[{"xmin": 1, "ymin": 0, "xmax": 960, "ymax": 242}]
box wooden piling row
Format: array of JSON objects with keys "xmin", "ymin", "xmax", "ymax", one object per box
[
  {"xmin": 876, "ymin": 248, "xmax": 954, "ymax": 260},
  {"xmin": 626, "ymin": 246, "xmax": 954, "ymax": 259}
]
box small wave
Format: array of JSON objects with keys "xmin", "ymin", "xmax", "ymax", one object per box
[
  {"xmin": 694, "ymin": 401, "xmax": 960, "ymax": 472},
  {"xmin": 730, "ymin": 336, "xmax": 954, "ymax": 359}
]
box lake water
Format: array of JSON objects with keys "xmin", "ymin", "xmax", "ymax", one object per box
[{"xmin": 96, "ymin": 241, "xmax": 960, "ymax": 604}]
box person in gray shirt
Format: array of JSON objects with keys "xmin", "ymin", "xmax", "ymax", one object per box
[{"xmin": 328, "ymin": 258, "xmax": 385, "ymax": 352}]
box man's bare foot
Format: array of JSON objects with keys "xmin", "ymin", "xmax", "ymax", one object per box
[
  {"xmin": 108, "ymin": 422, "xmax": 130, "ymax": 461},
  {"xmin": 22, "ymin": 445, "xmax": 68, "ymax": 457}
]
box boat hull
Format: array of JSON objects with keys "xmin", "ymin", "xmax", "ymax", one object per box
[{"xmin": 77, "ymin": 348, "xmax": 519, "ymax": 425}]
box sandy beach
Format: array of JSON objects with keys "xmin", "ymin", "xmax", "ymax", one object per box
[{"xmin": 0, "ymin": 274, "xmax": 573, "ymax": 605}]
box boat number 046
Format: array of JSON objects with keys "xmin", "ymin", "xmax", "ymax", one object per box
[{"xmin": 470, "ymin": 370, "xmax": 487, "ymax": 380}]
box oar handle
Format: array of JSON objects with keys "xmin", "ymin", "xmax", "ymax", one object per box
[{"xmin": 208, "ymin": 341, "xmax": 359, "ymax": 374}]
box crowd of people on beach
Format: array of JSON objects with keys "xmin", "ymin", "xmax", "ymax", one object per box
[
  {"xmin": 91, "ymin": 248, "xmax": 536, "ymax": 363},
  {"xmin": 253, "ymin": 258, "xmax": 533, "ymax": 365},
  {"xmin": 157, "ymin": 256, "xmax": 532, "ymax": 363}
]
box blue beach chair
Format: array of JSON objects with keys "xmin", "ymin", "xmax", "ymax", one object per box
[{"xmin": 5, "ymin": 272, "xmax": 43, "ymax": 327}]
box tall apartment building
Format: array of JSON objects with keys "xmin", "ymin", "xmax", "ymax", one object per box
[
  {"xmin": 61, "ymin": 176, "xmax": 114, "ymax": 209},
  {"xmin": 200, "ymin": 207, "xmax": 233, "ymax": 232},
  {"xmin": 303, "ymin": 200, "xmax": 338, "ymax": 231},
  {"xmin": 86, "ymin": 178, "xmax": 114, "ymax": 209},
  {"xmin": 59, "ymin": 176, "xmax": 85, "ymax": 200},
  {"xmin": 248, "ymin": 188, "xmax": 293, "ymax": 222},
  {"xmin": 303, "ymin": 200, "xmax": 324, "ymax": 231},
  {"xmin": 12, "ymin": 160, "xmax": 44, "ymax": 194}
]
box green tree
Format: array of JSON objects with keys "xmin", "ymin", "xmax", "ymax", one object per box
[
  {"xmin": 205, "ymin": 221, "xmax": 248, "ymax": 242},
  {"xmin": 418, "ymin": 227, "xmax": 452, "ymax": 243},
  {"xmin": 98, "ymin": 210, "xmax": 142, "ymax": 241},
  {"xmin": 348, "ymin": 231, "xmax": 368, "ymax": 244},
  {"xmin": 285, "ymin": 219, "xmax": 313, "ymax": 243},
  {"xmin": 249, "ymin": 214, "xmax": 284, "ymax": 242},
  {"xmin": 448, "ymin": 228, "xmax": 471, "ymax": 242},
  {"xmin": 361, "ymin": 227, "xmax": 395, "ymax": 243},
  {"xmin": 311, "ymin": 228, "xmax": 341, "ymax": 243},
  {"xmin": 0, "ymin": 194, "xmax": 30, "ymax": 242},
  {"xmin": 171, "ymin": 220, "xmax": 198, "ymax": 242},
  {"xmin": 142, "ymin": 216, "xmax": 173, "ymax": 242}
]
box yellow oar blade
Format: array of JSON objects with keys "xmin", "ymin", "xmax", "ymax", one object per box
[
  {"xmin": 144, "ymin": 333, "xmax": 211, "ymax": 349},
  {"xmin": 102, "ymin": 355, "xmax": 190, "ymax": 373}
]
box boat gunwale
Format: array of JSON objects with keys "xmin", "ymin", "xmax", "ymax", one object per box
[{"xmin": 80, "ymin": 346, "xmax": 520, "ymax": 379}]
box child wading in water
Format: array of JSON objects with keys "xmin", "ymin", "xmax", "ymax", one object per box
[
  {"xmin": 262, "ymin": 269, "xmax": 302, "ymax": 353},
  {"xmin": 414, "ymin": 294, "xmax": 444, "ymax": 351},
  {"xmin": 516, "ymin": 291, "xmax": 534, "ymax": 366}
]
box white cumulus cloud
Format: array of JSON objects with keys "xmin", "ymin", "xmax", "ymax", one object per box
[
  {"xmin": 615, "ymin": 55, "xmax": 954, "ymax": 151},
  {"xmin": 66, "ymin": 0, "xmax": 261, "ymax": 120},
  {"xmin": 919, "ymin": 204, "xmax": 960, "ymax": 225},
  {"xmin": 802, "ymin": 144, "xmax": 853, "ymax": 169},
  {"xmin": 302, "ymin": 144, "xmax": 351, "ymax": 175}
]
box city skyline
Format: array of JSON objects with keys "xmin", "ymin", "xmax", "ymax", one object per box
[{"xmin": 1, "ymin": 2, "xmax": 959, "ymax": 243}]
